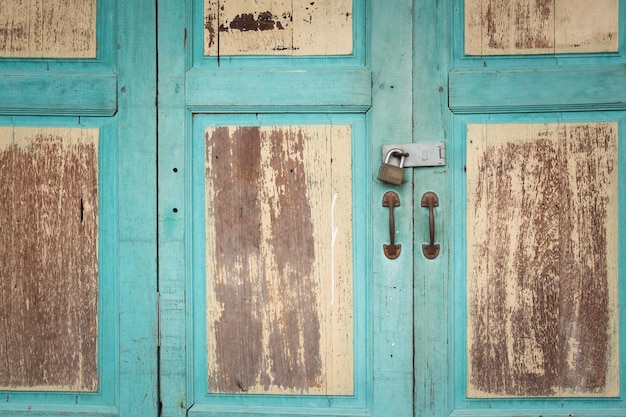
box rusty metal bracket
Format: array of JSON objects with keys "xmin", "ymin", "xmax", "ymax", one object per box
[
  {"xmin": 382, "ymin": 191, "xmax": 401, "ymax": 259},
  {"xmin": 421, "ymin": 191, "xmax": 440, "ymax": 259}
]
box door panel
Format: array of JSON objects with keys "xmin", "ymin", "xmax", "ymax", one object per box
[
  {"xmin": 0, "ymin": 119, "xmax": 119, "ymax": 415},
  {"xmin": 0, "ymin": 0, "xmax": 97, "ymax": 58},
  {"xmin": 463, "ymin": 0, "xmax": 619, "ymax": 55},
  {"xmin": 158, "ymin": 1, "xmax": 414, "ymax": 416},
  {"xmin": 450, "ymin": 113, "xmax": 625, "ymax": 415},
  {"xmin": 0, "ymin": 0, "xmax": 157, "ymax": 415},
  {"xmin": 190, "ymin": 114, "xmax": 367, "ymax": 407},
  {"xmin": 203, "ymin": 0, "xmax": 353, "ymax": 56},
  {"xmin": 203, "ymin": 123, "xmax": 354, "ymax": 396},
  {"xmin": 466, "ymin": 122, "xmax": 620, "ymax": 398},
  {"xmin": 0, "ymin": 127, "xmax": 99, "ymax": 392}
]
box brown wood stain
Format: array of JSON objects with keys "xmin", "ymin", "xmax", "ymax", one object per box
[
  {"xmin": 0, "ymin": 128, "xmax": 98, "ymax": 391},
  {"xmin": 467, "ymin": 123, "xmax": 619, "ymax": 397}
]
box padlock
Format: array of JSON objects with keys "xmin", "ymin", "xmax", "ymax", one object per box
[{"xmin": 378, "ymin": 148, "xmax": 408, "ymax": 185}]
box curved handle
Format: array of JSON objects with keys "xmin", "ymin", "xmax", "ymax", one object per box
[
  {"xmin": 421, "ymin": 191, "xmax": 440, "ymax": 259},
  {"xmin": 382, "ymin": 191, "xmax": 401, "ymax": 259}
]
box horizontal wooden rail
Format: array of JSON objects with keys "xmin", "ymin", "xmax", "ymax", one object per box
[
  {"xmin": 449, "ymin": 65, "xmax": 626, "ymax": 114},
  {"xmin": 0, "ymin": 72, "xmax": 117, "ymax": 116},
  {"xmin": 185, "ymin": 68, "xmax": 372, "ymax": 113}
]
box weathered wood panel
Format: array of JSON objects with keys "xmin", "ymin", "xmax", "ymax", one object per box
[
  {"xmin": 464, "ymin": 0, "xmax": 618, "ymax": 55},
  {"xmin": 204, "ymin": 0, "xmax": 353, "ymax": 56},
  {"xmin": 466, "ymin": 122, "xmax": 619, "ymax": 397},
  {"xmin": 0, "ymin": 0, "xmax": 96, "ymax": 58},
  {"xmin": 0, "ymin": 127, "xmax": 99, "ymax": 391},
  {"xmin": 205, "ymin": 125, "xmax": 353, "ymax": 395}
]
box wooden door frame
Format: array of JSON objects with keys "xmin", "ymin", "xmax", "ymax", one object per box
[
  {"xmin": 417, "ymin": 0, "xmax": 626, "ymax": 416},
  {"xmin": 0, "ymin": 0, "xmax": 158, "ymax": 416},
  {"xmin": 157, "ymin": 0, "xmax": 415, "ymax": 416}
]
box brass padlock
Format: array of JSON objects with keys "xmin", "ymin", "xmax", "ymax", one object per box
[{"xmin": 378, "ymin": 148, "xmax": 408, "ymax": 185}]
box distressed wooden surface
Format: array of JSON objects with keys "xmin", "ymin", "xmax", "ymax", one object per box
[
  {"xmin": 204, "ymin": 125, "xmax": 353, "ymax": 395},
  {"xmin": 466, "ymin": 122, "xmax": 619, "ymax": 397},
  {"xmin": 0, "ymin": 126, "xmax": 99, "ymax": 391},
  {"xmin": 204, "ymin": 0, "xmax": 353, "ymax": 56},
  {"xmin": 0, "ymin": 0, "xmax": 96, "ymax": 58},
  {"xmin": 464, "ymin": 0, "xmax": 618, "ymax": 55}
]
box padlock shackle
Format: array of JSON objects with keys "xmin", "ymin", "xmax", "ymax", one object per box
[{"xmin": 384, "ymin": 148, "xmax": 408, "ymax": 168}]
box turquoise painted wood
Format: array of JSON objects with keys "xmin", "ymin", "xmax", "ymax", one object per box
[
  {"xmin": 3, "ymin": 1, "xmax": 623, "ymax": 416},
  {"xmin": 369, "ymin": 2, "xmax": 414, "ymax": 417},
  {"xmin": 156, "ymin": 2, "xmax": 188, "ymax": 417},
  {"xmin": 0, "ymin": 1, "xmax": 158, "ymax": 416},
  {"xmin": 449, "ymin": 66, "xmax": 626, "ymax": 114},
  {"xmin": 185, "ymin": 68, "xmax": 372, "ymax": 113},
  {"xmin": 0, "ymin": 73, "xmax": 117, "ymax": 116},
  {"xmin": 424, "ymin": 0, "xmax": 626, "ymax": 416},
  {"xmin": 411, "ymin": 0, "xmax": 452, "ymax": 416},
  {"xmin": 116, "ymin": 0, "xmax": 159, "ymax": 416},
  {"xmin": 158, "ymin": 0, "xmax": 414, "ymax": 416}
]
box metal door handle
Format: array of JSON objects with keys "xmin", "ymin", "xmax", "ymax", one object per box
[
  {"xmin": 382, "ymin": 191, "xmax": 401, "ymax": 259},
  {"xmin": 421, "ymin": 191, "xmax": 440, "ymax": 259}
]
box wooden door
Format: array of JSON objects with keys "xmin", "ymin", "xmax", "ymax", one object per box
[
  {"xmin": 0, "ymin": 1, "xmax": 157, "ymax": 416},
  {"xmin": 157, "ymin": 1, "xmax": 415, "ymax": 416},
  {"xmin": 416, "ymin": 0, "xmax": 626, "ymax": 416}
]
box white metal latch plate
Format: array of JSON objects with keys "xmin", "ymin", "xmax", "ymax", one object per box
[{"xmin": 381, "ymin": 141, "xmax": 446, "ymax": 168}]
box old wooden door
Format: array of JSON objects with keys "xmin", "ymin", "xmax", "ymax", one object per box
[
  {"xmin": 0, "ymin": 0, "xmax": 157, "ymax": 416},
  {"xmin": 416, "ymin": 1, "xmax": 626, "ymax": 416},
  {"xmin": 157, "ymin": 0, "xmax": 415, "ymax": 416}
]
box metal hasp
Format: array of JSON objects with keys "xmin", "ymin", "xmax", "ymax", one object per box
[
  {"xmin": 421, "ymin": 191, "xmax": 440, "ymax": 259},
  {"xmin": 381, "ymin": 141, "xmax": 446, "ymax": 168},
  {"xmin": 382, "ymin": 191, "xmax": 401, "ymax": 259}
]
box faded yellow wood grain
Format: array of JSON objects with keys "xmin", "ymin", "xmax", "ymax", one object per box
[
  {"xmin": 466, "ymin": 122, "xmax": 619, "ymax": 397},
  {"xmin": 204, "ymin": 0, "xmax": 353, "ymax": 56},
  {"xmin": 555, "ymin": 0, "xmax": 618, "ymax": 53},
  {"xmin": 205, "ymin": 125, "xmax": 353, "ymax": 395},
  {"xmin": 464, "ymin": 0, "xmax": 483, "ymax": 58},
  {"xmin": 0, "ymin": 0, "xmax": 96, "ymax": 58},
  {"xmin": 465, "ymin": 0, "xmax": 618, "ymax": 55},
  {"xmin": 0, "ymin": 127, "xmax": 99, "ymax": 391}
]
